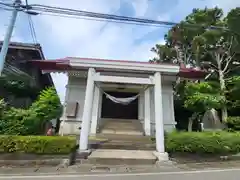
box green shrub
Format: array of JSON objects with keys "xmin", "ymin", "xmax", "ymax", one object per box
[
  {"xmin": 0, "ymin": 99, "xmax": 6, "ymax": 120},
  {"xmin": 0, "ymin": 108, "xmax": 39, "ymax": 135},
  {"xmin": 0, "ymin": 136, "xmax": 76, "ymax": 154},
  {"xmin": 165, "ymin": 131, "xmax": 240, "ymax": 154},
  {"xmin": 0, "ymin": 87, "xmax": 62, "ymax": 135},
  {"xmin": 30, "ymin": 87, "xmax": 63, "ymax": 122},
  {"xmin": 226, "ymin": 116, "xmax": 240, "ymax": 131}
]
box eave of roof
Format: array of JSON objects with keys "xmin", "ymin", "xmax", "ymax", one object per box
[
  {"xmin": 28, "ymin": 57, "xmax": 207, "ymax": 79},
  {"xmin": 0, "ymin": 41, "xmax": 41, "ymax": 50},
  {"xmin": 0, "ymin": 41, "xmax": 54, "ymax": 85}
]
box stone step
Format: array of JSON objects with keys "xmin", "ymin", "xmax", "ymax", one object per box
[
  {"xmin": 101, "ymin": 118, "xmax": 139, "ymax": 122},
  {"xmin": 101, "ymin": 119, "xmax": 142, "ymax": 126},
  {"xmin": 95, "ymin": 134, "xmax": 153, "ymax": 141},
  {"xmin": 102, "ymin": 124, "xmax": 142, "ymax": 129},
  {"xmin": 88, "ymin": 149, "xmax": 157, "ymax": 165},
  {"xmin": 103, "ymin": 123, "xmax": 142, "ymax": 128},
  {"xmin": 90, "ymin": 134, "xmax": 155, "ymax": 150},
  {"xmin": 102, "ymin": 125, "xmax": 142, "ymax": 130},
  {"xmin": 103, "ymin": 121, "xmax": 142, "ymax": 124},
  {"xmin": 100, "ymin": 119, "xmax": 144, "ymax": 135},
  {"xmin": 101, "ymin": 129, "xmax": 143, "ymax": 135},
  {"xmin": 96, "ymin": 142, "xmax": 156, "ymax": 150}
]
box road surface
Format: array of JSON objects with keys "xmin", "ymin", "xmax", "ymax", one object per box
[{"xmin": 0, "ymin": 168, "xmax": 239, "ymax": 180}]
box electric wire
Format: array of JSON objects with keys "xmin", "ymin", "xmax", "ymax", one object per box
[
  {"xmin": 30, "ymin": 5, "xmax": 223, "ymax": 30},
  {"xmin": 37, "ymin": 12, "xmax": 172, "ymax": 29},
  {"xmin": 0, "ymin": 1, "xmax": 229, "ymax": 31},
  {"xmin": 26, "ymin": 0, "xmax": 38, "ymax": 44},
  {"xmin": 0, "ymin": 5, "xmax": 13, "ymax": 11},
  {"xmin": 27, "ymin": 15, "xmax": 37, "ymax": 43}
]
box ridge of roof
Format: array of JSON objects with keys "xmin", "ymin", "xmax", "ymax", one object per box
[{"xmin": 67, "ymin": 57, "xmax": 178, "ymax": 66}]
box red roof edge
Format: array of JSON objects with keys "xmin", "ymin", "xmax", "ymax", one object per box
[
  {"xmin": 27, "ymin": 59, "xmax": 71, "ymax": 71},
  {"xmin": 28, "ymin": 58, "xmax": 207, "ymax": 79},
  {"xmin": 179, "ymin": 67, "xmax": 207, "ymax": 79}
]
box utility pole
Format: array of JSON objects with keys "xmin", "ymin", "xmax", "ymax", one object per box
[{"xmin": 0, "ymin": 0, "xmax": 22, "ymax": 76}]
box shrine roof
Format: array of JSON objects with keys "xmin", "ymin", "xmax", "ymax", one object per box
[{"xmin": 28, "ymin": 57, "xmax": 207, "ymax": 79}]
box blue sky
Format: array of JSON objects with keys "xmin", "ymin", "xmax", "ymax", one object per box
[{"xmin": 0, "ymin": 0, "xmax": 239, "ymax": 102}]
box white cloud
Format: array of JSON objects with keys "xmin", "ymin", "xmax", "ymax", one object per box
[
  {"xmin": 130, "ymin": 0, "xmax": 149, "ymax": 17},
  {"xmin": 26, "ymin": 0, "xmax": 164, "ymax": 101},
  {"xmin": 1, "ymin": 0, "xmax": 239, "ymax": 102},
  {"xmin": 0, "ymin": 10, "xmax": 23, "ymax": 42},
  {"xmin": 210, "ymin": 0, "xmax": 240, "ymax": 14},
  {"xmin": 168, "ymin": 0, "xmax": 240, "ymax": 20}
]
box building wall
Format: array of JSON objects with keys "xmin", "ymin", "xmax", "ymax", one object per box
[
  {"xmin": 60, "ymin": 75, "xmax": 176, "ymax": 135},
  {"xmin": 59, "ymin": 75, "xmax": 86, "ymax": 135},
  {"xmin": 149, "ymin": 83, "xmax": 176, "ymax": 135}
]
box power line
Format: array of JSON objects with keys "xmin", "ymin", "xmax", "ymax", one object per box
[
  {"xmin": 0, "ymin": 4, "xmax": 171, "ymax": 29},
  {"xmin": 0, "ymin": 5, "xmax": 12, "ymax": 11},
  {"xmin": 38, "ymin": 12, "xmax": 172, "ymax": 29},
  {"xmin": 27, "ymin": 14, "xmax": 37, "ymax": 43},
  {"xmin": 0, "ymin": 5, "xmax": 172, "ymax": 30},
  {"xmin": 31, "ymin": 5, "xmax": 225, "ymax": 30},
  {"xmin": 25, "ymin": 0, "xmax": 38, "ymax": 44},
  {"xmin": 0, "ymin": 1, "xmax": 229, "ymax": 31}
]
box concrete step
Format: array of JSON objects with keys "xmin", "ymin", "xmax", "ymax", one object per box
[
  {"xmin": 91, "ymin": 134, "xmax": 155, "ymax": 150},
  {"xmin": 97, "ymin": 142, "xmax": 156, "ymax": 150},
  {"xmin": 95, "ymin": 134, "xmax": 153, "ymax": 141},
  {"xmin": 101, "ymin": 118, "xmax": 139, "ymax": 122},
  {"xmin": 101, "ymin": 129, "xmax": 143, "ymax": 135},
  {"xmin": 102, "ymin": 126, "xmax": 142, "ymax": 130},
  {"xmin": 101, "ymin": 119, "xmax": 142, "ymax": 126},
  {"xmin": 88, "ymin": 149, "xmax": 157, "ymax": 165},
  {"xmin": 102, "ymin": 124, "xmax": 142, "ymax": 130},
  {"xmin": 100, "ymin": 119, "xmax": 144, "ymax": 135},
  {"xmin": 103, "ymin": 121, "xmax": 142, "ymax": 124},
  {"xmin": 103, "ymin": 124, "xmax": 142, "ymax": 128}
]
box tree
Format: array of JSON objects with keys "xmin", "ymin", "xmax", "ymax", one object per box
[
  {"xmin": 151, "ymin": 7, "xmax": 224, "ymax": 67},
  {"xmin": 183, "ymin": 81, "xmax": 224, "ymax": 131},
  {"xmin": 199, "ymin": 28, "xmax": 239, "ymax": 122},
  {"xmin": 226, "ymin": 76, "xmax": 240, "ymax": 108},
  {"xmin": 226, "ymin": 7, "xmax": 240, "ymax": 48},
  {"xmin": 151, "ymin": 7, "xmax": 240, "ymax": 123},
  {"xmin": 150, "ymin": 44, "xmax": 177, "ymax": 63},
  {"xmin": 30, "ymin": 87, "xmax": 62, "ymax": 121},
  {"xmin": 0, "ymin": 99, "xmax": 6, "ymax": 120}
]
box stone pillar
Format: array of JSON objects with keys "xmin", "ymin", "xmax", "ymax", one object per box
[
  {"xmin": 144, "ymin": 88, "xmax": 151, "ymax": 136},
  {"xmin": 62, "ymin": 75, "xmax": 70, "ymax": 119},
  {"xmin": 97, "ymin": 91, "xmax": 103, "ymax": 131},
  {"xmin": 154, "ymin": 72, "xmax": 165, "ymax": 153},
  {"xmin": 90, "ymin": 85, "xmax": 100, "ymax": 135},
  {"xmin": 138, "ymin": 92, "xmax": 144, "ymax": 120},
  {"xmin": 59, "ymin": 74, "xmax": 70, "ymax": 136},
  {"xmin": 79, "ymin": 68, "xmax": 95, "ymax": 151}
]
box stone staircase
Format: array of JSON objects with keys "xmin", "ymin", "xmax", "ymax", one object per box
[
  {"xmin": 92, "ymin": 134, "xmax": 156, "ymax": 150},
  {"xmin": 99, "ymin": 118, "xmax": 144, "ymax": 136},
  {"xmin": 85, "ymin": 119, "xmax": 157, "ymax": 165},
  {"xmin": 95, "ymin": 119, "xmax": 155, "ymax": 150},
  {"xmin": 88, "ymin": 149, "xmax": 157, "ymax": 165},
  {"xmin": 88, "ymin": 134, "xmax": 157, "ymax": 165}
]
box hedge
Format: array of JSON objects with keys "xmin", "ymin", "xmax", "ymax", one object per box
[
  {"xmin": 0, "ymin": 136, "xmax": 76, "ymax": 154},
  {"xmin": 166, "ymin": 131, "xmax": 240, "ymax": 154},
  {"xmin": 226, "ymin": 116, "xmax": 240, "ymax": 131},
  {"xmin": 2, "ymin": 132, "xmax": 240, "ymax": 155}
]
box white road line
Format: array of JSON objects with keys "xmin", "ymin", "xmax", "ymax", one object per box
[{"xmin": 0, "ymin": 168, "xmax": 240, "ymax": 179}]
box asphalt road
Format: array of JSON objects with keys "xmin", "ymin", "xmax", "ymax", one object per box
[{"xmin": 0, "ymin": 168, "xmax": 240, "ymax": 180}]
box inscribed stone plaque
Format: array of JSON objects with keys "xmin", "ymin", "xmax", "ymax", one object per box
[{"xmin": 66, "ymin": 102, "xmax": 79, "ymax": 118}]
